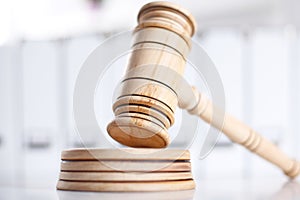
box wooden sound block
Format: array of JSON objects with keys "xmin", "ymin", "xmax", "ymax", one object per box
[
  {"xmin": 60, "ymin": 161, "xmax": 191, "ymax": 172},
  {"xmin": 57, "ymin": 180, "xmax": 195, "ymax": 192},
  {"xmin": 61, "ymin": 148, "xmax": 190, "ymax": 161},
  {"xmin": 59, "ymin": 171, "xmax": 193, "ymax": 181}
]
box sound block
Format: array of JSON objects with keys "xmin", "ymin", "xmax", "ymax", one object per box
[{"xmin": 57, "ymin": 148, "xmax": 195, "ymax": 192}]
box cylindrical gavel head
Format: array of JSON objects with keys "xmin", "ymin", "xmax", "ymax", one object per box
[{"xmin": 107, "ymin": 2, "xmax": 196, "ymax": 148}]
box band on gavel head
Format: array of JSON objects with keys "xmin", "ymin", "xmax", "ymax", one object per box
[{"xmin": 107, "ymin": 2, "xmax": 196, "ymax": 148}]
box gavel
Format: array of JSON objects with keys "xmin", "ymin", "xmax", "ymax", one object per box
[{"xmin": 106, "ymin": 1, "xmax": 300, "ymax": 179}]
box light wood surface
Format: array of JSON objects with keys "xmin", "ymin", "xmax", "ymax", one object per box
[
  {"xmin": 60, "ymin": 161, "xmax": 191, "ymax": 172},
  {"xmin": 107, "ymin": 1, "xmax": 196, "ymax": 148},
  {"xmin": 137, "ymin": 1, "xmax": 196, "ymax": 45},
  {"xmin": 59, "ymin": 171, "xmax": 193, "ymax": 181},
  {"xmin": 129, "ymin": 42, "xmax": 186, "ymax": 75},
  {"xmin": 187, "ymin": 89, "xmax": 300, "ymax": 179},
  {"xmin": 57, "ymin": 180, "xmax": 195, "ymax": 192},
  {"xmin": 107, "ymin": 118, "xmax": 169, "ymax": 148},
  {"xmin": 132, "ymin": 28, "xmax": 190, "ymax": 58},
  {"xmin": 61, "ymin": 148, "xmax": 190, "ymax": 161}
]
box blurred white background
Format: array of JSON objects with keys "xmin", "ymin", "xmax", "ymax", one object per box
[{"xmin": 0, "ymin": 0, "xmax": 300, "ymax": 194}]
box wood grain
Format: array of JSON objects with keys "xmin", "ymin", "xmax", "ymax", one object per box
[
  {"xmin": 107, "ymin": 117, "xmax": 169, "ymax": 148},
  {"xmin": 57, "ymin": 180, "xmax": 195, "ymax": 192},
  {"xmin": 112, "ymin": 95, "xmax": 175, "ymax": 124}
]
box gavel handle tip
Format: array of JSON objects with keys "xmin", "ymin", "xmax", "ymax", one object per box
[{"xmin": 285, "ymin": 160, "xmax": 300, "ymax": 179}]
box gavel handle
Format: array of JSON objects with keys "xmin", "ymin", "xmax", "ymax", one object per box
[{"xmin": 188, "ymin": 89, "xmax": 300, "ymax": 179}]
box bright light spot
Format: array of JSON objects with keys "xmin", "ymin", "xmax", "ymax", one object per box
[{"xmin": 0, "ymin": 1, "xmax": 12, "ymax": 45}]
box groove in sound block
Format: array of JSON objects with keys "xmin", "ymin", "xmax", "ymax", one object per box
[
  {"xmin": 60, "ymin": 160, "xmax": 191, "ymax": 172},
  {"xmin": 59, "ymin": 171, "xmax": 193, "ymax": 181}
]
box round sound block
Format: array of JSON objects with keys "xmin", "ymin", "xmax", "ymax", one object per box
[
  {"xmin": 61, "ymin": 148, "xmax": 190, "ymax": 161},
  {"xmin": 59, "ymin": 171, "xmax": 193, "ymax": 181},
  {"xmin": 57, "ymin": 180, "xmax": 195, "ymax": 192},
  {"xmin": 107, "ymin": 118, "xmax": 170, "ymax": 148},
  {"xmin": 60, "ymin": 161, "xmax": 191, "ymax": 172}
]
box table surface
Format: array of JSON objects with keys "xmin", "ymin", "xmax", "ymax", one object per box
[{"xmin": 1, "ymin": 178, "xmax": 300, "ymax": 200}]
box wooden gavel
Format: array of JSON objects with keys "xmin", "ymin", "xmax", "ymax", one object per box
[{"xmin": 107, "ymin": 1, "xmax": 300, "ymax": 178}]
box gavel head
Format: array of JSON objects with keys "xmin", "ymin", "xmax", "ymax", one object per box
[{"xmin": 107, "ymin": 2, "xmax": 196, "ymax": 148}]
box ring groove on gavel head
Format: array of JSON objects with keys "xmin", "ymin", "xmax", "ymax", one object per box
[{"xmin": 107, "ymin": 2, "xmax": 196, "ymax": 148}]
